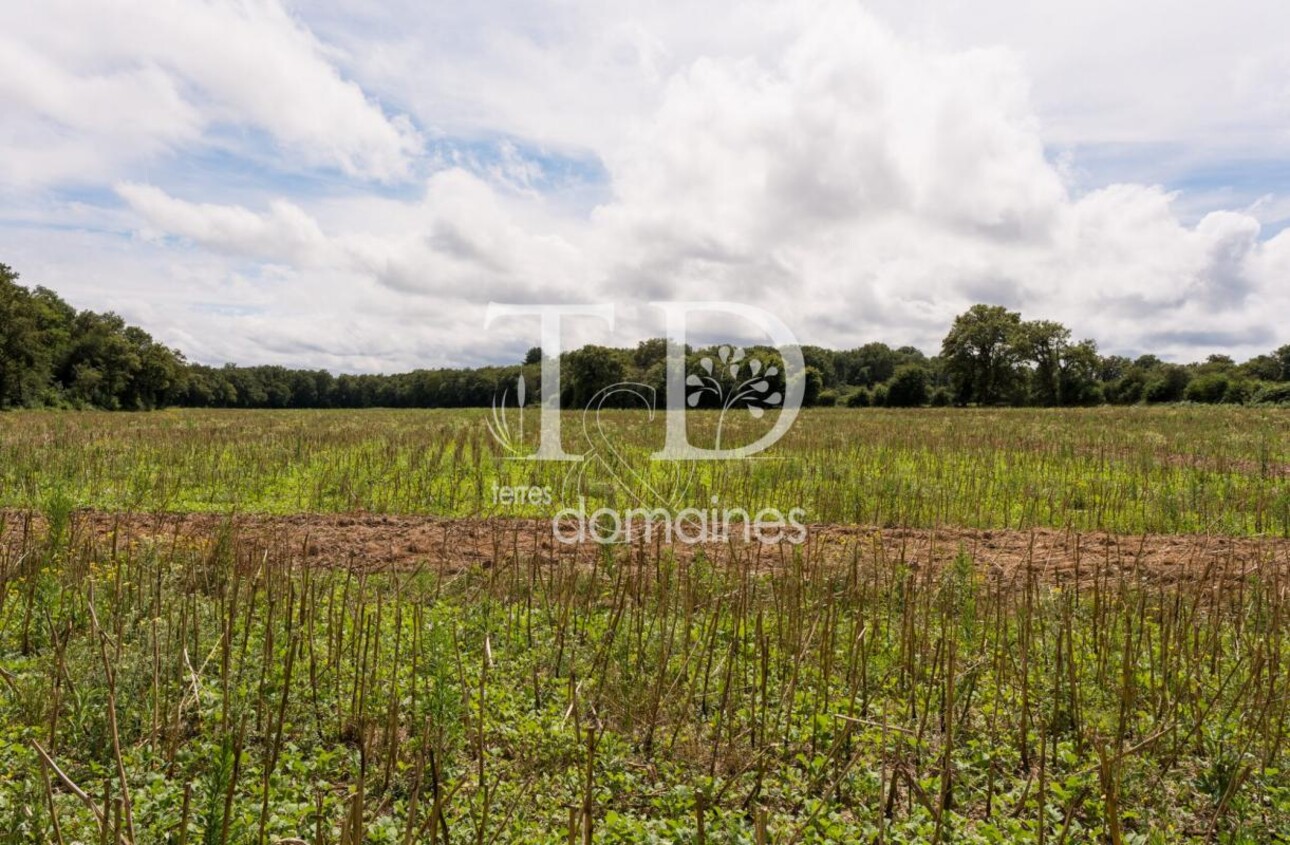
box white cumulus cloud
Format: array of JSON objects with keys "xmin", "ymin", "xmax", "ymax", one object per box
[
  {"xmin": 0, "ymin": 0, "xmax": 419, "ymax": 189},
  {"xmin": 2, "ymin": 0, "xmax": 1288, "ymax": 370}
]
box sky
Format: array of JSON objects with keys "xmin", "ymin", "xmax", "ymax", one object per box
[{"xmin": 1, "ymin": 0, "xmax": 1288, "ymax": 372}]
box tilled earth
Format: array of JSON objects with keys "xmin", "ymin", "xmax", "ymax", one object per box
[{"xmin": 3, "ymin": 507, "xmax": 1288, "ymax": 586}]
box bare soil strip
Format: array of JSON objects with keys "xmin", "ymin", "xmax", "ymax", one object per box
[{"xmin": 4, "ymin": 508, "xmax": 1288, "ymax": 585}]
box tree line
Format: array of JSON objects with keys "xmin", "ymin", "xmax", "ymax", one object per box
[{"xmin": 2, "ymin": 262, "xmax": 1288, "ymax": 411}]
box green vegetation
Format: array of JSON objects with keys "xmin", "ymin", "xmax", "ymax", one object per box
[
  {"xmin": 2, "ymin": 319, "xmax": 1289, "ymax": 841},
  {"xmin": 3, "ymin": 263, "xmax": 1289, "ymax": 412},
  {"xmin": 2, "ymin": 501, "xmax": 1289, "ymax": 843},
  {"xmin": 1, "ymin": 407, "xmax": 1287, "ymax": 536},
  {"xmin": 0, "ymin": 264, "xmax": 186, "ymax": 410}
]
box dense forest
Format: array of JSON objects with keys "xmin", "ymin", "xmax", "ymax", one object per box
[{"xmin": 2, "ymin": 262, "xmax": 1288, "ymax": 411}]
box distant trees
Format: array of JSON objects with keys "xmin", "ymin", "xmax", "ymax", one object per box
[
  {"xmin": 1276, "ymin": 345, "xmax": 1290, "ymax": 381},
  {"xmin": 0, "ymin": 263, "xmax": 186, "ymax": 409},
  {"xmin": 1143, "ymin": 365, "xmax": 1191, "ymax": 403},
  {"xmin": 940, "ymin": 304, "xmax": 1024, "ymax": 405},
  {"xmin": 1184, "ymin": 372, "xmax": 1231, "ymax": 404},
  {"xmin": 802, "ymin": 366, "xmax": 824, "ymax": 407},
  {"xmin": 1241, "ymin": 353, "xmax": 1282, "ymax": 382},
  {"xmin": 835, "ymin": 342, "xmax": 897, "ymax": 386},
  {"xmin": 885, "ymin": 365, "xmax": 930, "ymax": 407},
  {"xmin": 938, "ymin": 306, "xmax": 1103, "ymax": 407},
  {"xmin": 632, "ymin": 338, "xmax": 668, "ymax": 371},
  {"xmin": 1058, "ymin": 340, "xmax": 1103, "ymax": 406},
  {"xmin": 2, "ymin": 260, "xmax": 1289, "ymax": 412},
  {"xmin": 0, "ymin": 265, "xmax": 51, "ymax": 406},
  {"xmin": 565, "ymin": 345, "xmax": 627, "ymax": 408},
  {"xmin": 1012, "ymin": 320, "xmax": 1058, "ymax": 403}
]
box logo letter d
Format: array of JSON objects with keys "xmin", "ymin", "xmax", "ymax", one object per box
[{"xmin": 650, "ymin": 301, "xmax": 804, "ymax": 461}]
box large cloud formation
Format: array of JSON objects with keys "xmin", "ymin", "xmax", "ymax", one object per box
[
  {"xmin": 2, "ymin": 0, "xmax": 1287, "ymax": 369},
  {"xmin": 0, "ymin": 0, "xmax": 418, "ymax": 186}
]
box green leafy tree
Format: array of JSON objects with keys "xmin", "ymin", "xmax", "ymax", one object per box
[
  {"xmin": 1144, "ymin": 365, "xmax": 1192, "ymax": 403},
  {"xmin": 1184, "ymin": 372, "xmax": 1230, "ymax": 404},
  {"xmin": 1015, "ymin": 319, "xmax": 1071, "ymax": 406},
  {"xmin": 800, "ymin": 346, "xmax": 839, "ymax": 389},
  {"xmin": 802, "ymin": 366, "xmax": 824, "ymax": 406},
  {"xmin": 1240, "ymin": 354, "xmax": 1282, "ymax": 382},
  {"xmin": 0, "ymin": 265, "xmax": 58, "ymax": 407},
  {"xmin": 5, "ymin": 258, "xmax": 1290, "ymax": 412},
  {"xmin": 1058, "ymin": 339, "xmax": 1102, "ymax": 406},
  {"xmin": 1274, "ymin": 345, "xmax": 1290, "ymax": 381},
  {"xmin": 940, "ymin": 304, "xmax": 1023, "ymax": 405},
  {"xmin": 885, "ymin": 364, "xmax": 930, "ymax": 407},
  {"xmin": 61, "ymin": 311, "xmax": 144, "ymax": 409},
  {"xmin": 1099, "ymin": 355, "xmax": 1132, "ymax": 383},
  {"xmin": 1197, "ymin": 354, "xmax": 1236, "ymax": 374},
  {"xmin": 633, "ymin": 338, "xmax": 669, "ymax": 371},
  {"xmin": 836, "ymin": 342, "xmax": 897, "ymax": 386},
  {"xmin": 565, "ymin": 345, "xmax": 627, "ymax": 408},
  {"xmin": 845, "ymin": 387, "xmax": 871, "ymax": 407}
]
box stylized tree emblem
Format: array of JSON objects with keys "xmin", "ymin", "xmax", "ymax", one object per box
[
  {"xmin": 487, "ymin": 372, "xmax": 527, "ymax": 455},
  {"xmin": 685, "ymin": 345, "xmax": 783, "ymax": 449}
]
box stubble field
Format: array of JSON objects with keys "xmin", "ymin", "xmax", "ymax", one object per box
[{"xmin": 1, "ymin": 407, "xmax": 1288, "ymax": 843}]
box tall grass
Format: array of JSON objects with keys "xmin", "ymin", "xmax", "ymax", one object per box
[
  {"xmin": 0, "ymin": 406, "xmax": 1287, "ymax": 535},
  {"xmin": 1, "ymin": 513, "xmax": 1288, "ymax": 843}
]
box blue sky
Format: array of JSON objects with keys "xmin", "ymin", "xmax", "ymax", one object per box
[{"xmin": 1, "ymin": 0, "xmax": 1288, "ymax": 371}]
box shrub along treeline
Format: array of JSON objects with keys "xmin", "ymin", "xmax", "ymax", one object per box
[{"xmin": 2, "ymin": 262, "xmax": 1288, "ymax": 410}]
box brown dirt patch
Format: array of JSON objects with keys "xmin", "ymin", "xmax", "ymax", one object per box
[{"xmin": 3, "ymin": 508, "xmax": 1288, "ymax": 587}]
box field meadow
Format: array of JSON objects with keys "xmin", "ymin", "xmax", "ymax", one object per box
[
  {"xmin": 0, "ymin": 406, "xmax": 1287, "ymax": 534},
  {"xmin": 0, "ymin": 407, "xmax": 1288, "ymax": 844}
]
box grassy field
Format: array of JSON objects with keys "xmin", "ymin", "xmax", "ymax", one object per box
[
  {"xmin": 1, "ymin": 407, "xmax": 1289, "ymax": 844},
  {"xmin": 1, "ymin": 406, "xmax": 1288, "ymax": 534}
]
